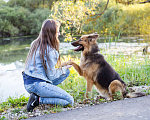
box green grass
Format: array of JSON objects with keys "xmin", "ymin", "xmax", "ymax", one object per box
[
  {"xmin": 0, "ymin": 51, "xmax": 150, "ymax": 116},
  {"xmin": 59, "ymin": 52, "xmax": 150, "ymax": 102},
  {"xmin": 0, "ymin": 95, "xmax": 29, "ymax": 113},
  {"xmin": 107, "ymin": 54, "xmax": 150, "ymax": 86}
]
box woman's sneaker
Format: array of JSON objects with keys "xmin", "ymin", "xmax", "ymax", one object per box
[{"xmin": 27, "ymin": 93, "xmax": 39, "ymax": 112}]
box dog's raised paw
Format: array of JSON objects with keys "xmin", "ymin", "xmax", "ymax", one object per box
[{"xmin": 61, "ymin": 62, "xmax": 68, "ymax": 67}]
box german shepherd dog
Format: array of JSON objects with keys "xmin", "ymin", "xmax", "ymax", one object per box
[{"xmin": 62, "ymin": 33, "xmax": 145, "ymax": 100}]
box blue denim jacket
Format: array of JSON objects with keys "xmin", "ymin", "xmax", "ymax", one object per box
[{"xmin": 24, "ymin": 45, "xmax": 68, "ymax": 84}]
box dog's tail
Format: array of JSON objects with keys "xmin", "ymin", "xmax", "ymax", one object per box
[{"xmin": 126, "ymin": 92, "xmax": 146, "ymax": 98}]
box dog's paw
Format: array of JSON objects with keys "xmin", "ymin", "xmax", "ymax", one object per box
[
  {"xmin": 61, "ymin": 62, "xmax": 68, "ymax": 67},
  {"xmin": 96, "ymin": 95, "xmax": 105, "ymax": 100},
  {"xmin": 83, "ymin": 99, "xmax": 92, "ymax": 104}
]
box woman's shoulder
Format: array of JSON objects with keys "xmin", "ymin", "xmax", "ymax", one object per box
[
  {"xmin": 47, "ymin": 45, "xmax": 59, "ymax": 56},
  {"xmin": 47, "ymin": 45, "xmax": 56, "ymax": 52},
  {"xmin": 31, "ymin": 39, "xmax": 37, "ymax": 46}
]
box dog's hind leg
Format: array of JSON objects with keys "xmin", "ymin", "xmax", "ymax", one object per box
[{"xmin": 108, "ymin": 80, "xmax": 125, "ymax": 101}]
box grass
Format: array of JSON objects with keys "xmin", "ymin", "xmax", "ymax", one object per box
[
  {"xmin": 59, "ymin": 52, "xmax": 150, "ymax": 102},
  {"xmin": 0, "ymin": 95, "xmax": 29, "ymax": 113},
  {"xmin": 0, "ymin": 50, "xmax": 150, "ymax": 118}
]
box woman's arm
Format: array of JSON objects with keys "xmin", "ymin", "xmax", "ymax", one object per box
[{"xmin": 45, "ymin": 48, "xmax": 70, "ymax": 80}]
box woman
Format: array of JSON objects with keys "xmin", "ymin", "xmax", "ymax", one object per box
[{"xmin": 22, "ymin": 19, "xmax": 74, "ymax": 112}]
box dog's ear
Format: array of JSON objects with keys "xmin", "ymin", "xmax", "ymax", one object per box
[{"xmin": 88, "ymin": 34, "xmax": 99, "ymax": 39}]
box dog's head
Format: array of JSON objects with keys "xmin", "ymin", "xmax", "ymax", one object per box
[{"xmin": 71, "ymin": 33, "xmax": 99, "ymax": 53}]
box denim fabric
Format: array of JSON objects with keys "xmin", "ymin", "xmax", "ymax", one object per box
[
  {"xmin": 24, "ymin": 45, "xmax": 67, "ymax": 83},
  {"xmin": 24, "ymin": 69, "xmax": 74, "ymax": 106},
  {"xmin": 22, "ymin": 72, "xmax": 46, "ymax": 85}
]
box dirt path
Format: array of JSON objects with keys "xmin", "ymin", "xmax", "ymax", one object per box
[{"xmin": 27, "ymin": 95, "xmax": 150, "ymax": 120}]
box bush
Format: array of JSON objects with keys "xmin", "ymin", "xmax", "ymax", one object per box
[
  {"xmin": 0, "ymin": 6, "xmax": 32, "ymax": 37},
  {"xmin": 51, "ymin": 0, "xmax": 103, "ymax": 37},
  {"xmin": 0, "ymin": 19, "xmax": 19, "ymax": 37},
  {"xmin": 85, "ymin": 3, "xmax": 150, "ymax": 36},
  {"xmin": 0, "ymin": 6, "xmax": 51, "ymax": 37},
  {"xmin": 29, "ymin": 8, "xmax": 51, "ymax": 35}
]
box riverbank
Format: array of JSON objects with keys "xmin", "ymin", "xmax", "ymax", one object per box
[
  {"xmin": 0, "ymin": 41, "xmax": 149, "ymax": 102},
  {"xmin": 1, "ymin": 91, "xmax": 150, "ymax": 120},
  {"xmin": 0, "ymin": 40, "xmax": 150, "ymax": 119}
]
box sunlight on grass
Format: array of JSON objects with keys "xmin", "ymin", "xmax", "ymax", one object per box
[
  {"xmin": 59, "ymin": 52, "xmax": 150, "ymax": 102},
  {"xmin": 0, "ymin": 50, "xmax": 150, "ymax": 115}
]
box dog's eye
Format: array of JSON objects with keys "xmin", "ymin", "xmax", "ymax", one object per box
[{"xmin": 89, "ymin": 38, "xmax": 92, "ymax": 42}]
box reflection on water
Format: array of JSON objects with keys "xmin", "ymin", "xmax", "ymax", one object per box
[
  {"xmin": 0, "ymin": 61, "xmax": 23, "ymax": 74},
  {"xmin": 0, "ymin": 35, "xmax": 150, "ymax": 102}
]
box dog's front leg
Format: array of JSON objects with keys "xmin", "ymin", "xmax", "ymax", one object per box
[
  {"xmin": 64, "ymin": 61, "xmax": 83, "ymax": 76},
  {"xmin": 85, "ymin": 80, "xmax": 94, "ymax": 98},
  {"xmin": 72, "ymin": 62, "xmax": 83, "ymax": 76}
]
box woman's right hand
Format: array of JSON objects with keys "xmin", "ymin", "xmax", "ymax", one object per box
[{"xmin": 64, "ymin": 65, "xmax": 72, "ymax": 69}]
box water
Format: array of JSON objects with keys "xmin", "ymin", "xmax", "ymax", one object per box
[{"xmin": 0, "ymin": 35, "xmax": 150, "ymax": 102}]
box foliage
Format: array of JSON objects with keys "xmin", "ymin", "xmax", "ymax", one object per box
[
  {"xmin": 0, "ymin": 95, "xmax": 29, "ymax": 112},
  {"xmin": 58, "ymin": 52, "xmax": 150, "ymax": 103},
  {"xmin": 51, "ymin": 0, "xmax": 102, "ymax": 38},
  {"xmin": 29, "ymin": 8, "xmax": 51, "ymax": 35},
  {"xmin": 115, "ymin": 0, "xmax": 149, "ymax": 4},
  {"xmin": 0, "ymin": 6, "xmax": 32, "ymax": 37},
  {"xmin": 0, "ymin": 6, "xmax": 51, "ymax": 37},
  {"xmin": 0, "ymin": 50, "xmax": 150, "ymax": 117},
  {"xmin": 18, "ymin": 115, "xmax": 28, "ymax": 120},
  {"xmin": 0, "ymin": 116, "xmax": 6, "ymax": 120},
  {"xmin": 0, "ymin": 0, "xmax": 150, "ymax": 37},
  {"xmin": 0, "ymin": 19, "xmax": 19, "ymax": 37},
  {"xmin": 7, "ymin": 0, "xmax": 57, "ymax": 11},
  {"xmin": 0, "ymin": 0, "xmax": 6, "ymax": 6},
  {"xmin": 87, "ymin": 3, "xmax": 150, "ymax": 36},
  {"xmin": 113, "ymin": 91, "xmax": 123, "ymax": 100}
]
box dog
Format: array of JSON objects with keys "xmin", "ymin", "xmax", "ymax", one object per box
[{"xmin": 62, "ymin": 33, "xmax": 146, "ymax": 101}]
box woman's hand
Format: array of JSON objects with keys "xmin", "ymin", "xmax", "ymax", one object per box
[{"xmin": 64, "ymin": 65, "xmax": 72, "ymax": 69}]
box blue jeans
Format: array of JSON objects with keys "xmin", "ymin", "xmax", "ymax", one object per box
[{"xmin": 24, "ymin": 70, "xmax": 74, "ymax": 106}]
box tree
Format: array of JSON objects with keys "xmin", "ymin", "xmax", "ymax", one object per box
[
  {"xmin": 139, "ymin": 0, "xmax": 150, "ymax": 3},
  {"xmin": 29, "ymin": 8, "xmax": 51, "ymax": 35},
  {"xmin": 51, "ymin": 0, "xmax": 102, "ymax": 39},
  {"xmin": 0, "ymin": 0, "xmax": 6, "ymax": 6},
  {"xmin": 7, "ymin": 0, "xmax": 26, "ymax": 7},
  {"xmin": 7, "ymin": 0, "xmax": 59, "ymax": 11},
  {"xmin": 0, "ymin": 19, "xmax": 19, "ymax": 37},
  {"xmin": 115, "ymin": 0, "xmax": 150, "ymax": 4},
  {"xmin": 0, "ymin": 6, "xmax": 32, "ymax": 37}
]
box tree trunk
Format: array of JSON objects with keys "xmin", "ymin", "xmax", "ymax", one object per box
[{"xmin": 43, "ymin": 0, "xmax": 45, "ymax": 8}]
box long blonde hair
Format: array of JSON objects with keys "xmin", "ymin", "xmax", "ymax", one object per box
[{"xmin": 25, "ymin": 19, "xmax": 61, "ymax": 71}]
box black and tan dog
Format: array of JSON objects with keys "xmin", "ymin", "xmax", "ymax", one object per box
[{"xmin": 62, "ymin": 33, "xmax": 145, "ymax": 100}]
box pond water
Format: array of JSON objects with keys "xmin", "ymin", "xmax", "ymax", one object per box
[{"xmin": 0, "ymin": 35, "xmax": 150, "ymax": 102}]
